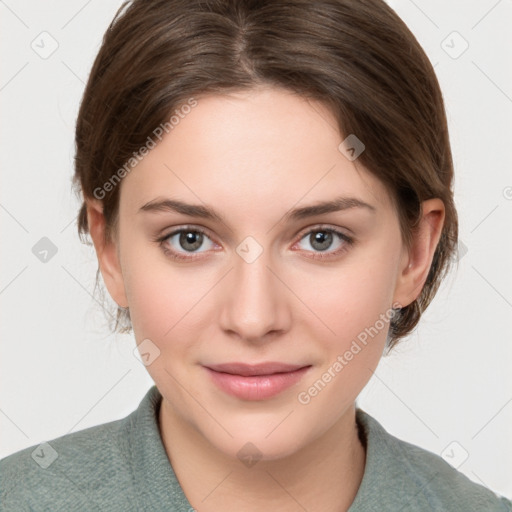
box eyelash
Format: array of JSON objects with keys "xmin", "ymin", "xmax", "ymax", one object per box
[{"xmin": 154, "ymin": 224, "xmax": 354, "ymax": 262}]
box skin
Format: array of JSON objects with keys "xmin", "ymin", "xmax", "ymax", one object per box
[{"xmin": 86, "ymin": 85, "xmax": 445, "ymax": 511}]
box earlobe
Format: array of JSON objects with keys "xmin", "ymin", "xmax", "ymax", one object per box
[
  {"xmin": 393, "ymin": 198, "xmax": 445, "ymax": 308},
  {"xmin": 85, "ymin": 198, "xmax": 128, "ymax": 308}
]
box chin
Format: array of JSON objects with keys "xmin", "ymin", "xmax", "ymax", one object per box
[{"xmin": 199, "ymin": 415, "xmax": 315, "ymax": 464}]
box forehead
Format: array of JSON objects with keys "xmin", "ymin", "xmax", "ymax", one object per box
[{"xmin": 119, "ymin": 86, "xmax": 394, "ymax": 218}]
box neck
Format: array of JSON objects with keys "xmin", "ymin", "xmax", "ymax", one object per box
[{"xmin": 158, "ymin": 400, "xmax": 366, "ymax": 512}]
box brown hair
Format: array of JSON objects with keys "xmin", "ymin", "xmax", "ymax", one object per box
[{"xmin": 72, "ymin": 0, "xmax": 459, "ymax": 349}]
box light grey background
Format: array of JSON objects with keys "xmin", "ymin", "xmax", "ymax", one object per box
[{"xmin": 1, "ymin": 0, "xmax": 511, "ymax": 500}]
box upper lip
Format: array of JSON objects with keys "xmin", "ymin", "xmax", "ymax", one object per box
[{"xmin": 205, "ymin": 362, "xmax": 309, "ymax": 376}]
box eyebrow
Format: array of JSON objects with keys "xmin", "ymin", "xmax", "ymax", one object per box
[{"xmin": 138, "ymin": 196, "xmax": 376, "ymax": 223}]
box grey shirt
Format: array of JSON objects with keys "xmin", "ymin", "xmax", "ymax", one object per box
[{"xmin": 1, "ymin": 385, "xmax": 510, "ymax": 511}]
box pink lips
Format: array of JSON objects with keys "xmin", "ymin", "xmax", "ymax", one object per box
[{"xmin": 204, "ymin": 362, "xmax": 311, "ymax": 401}]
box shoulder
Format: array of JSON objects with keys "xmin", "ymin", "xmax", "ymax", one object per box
[
  {"xmin": 389, "ymin": 435, "xmax": 511, "ymax": 511},
  {"xmin": 0, "ymin": 406, "xmax": 138, "ymax": 511},
  {"xmin": 352, "ymin": 408, "xmax": 512, "ymax": 511}
]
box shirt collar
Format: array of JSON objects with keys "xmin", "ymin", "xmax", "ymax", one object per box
[
  {"xmin": 129, "ymin": 385, "xmax": 193, "ymax": 509},
  {"xmin": 348, "ymin": 408, "xmax": 436, "ymax": 511}
]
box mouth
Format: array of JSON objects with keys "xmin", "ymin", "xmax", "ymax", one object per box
[{"xmin": 203, "ymin": 362, "xmax": 312, "ymax": 400}]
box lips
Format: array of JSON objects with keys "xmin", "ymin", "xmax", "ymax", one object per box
[
  {"xmin": 204, "ymin": 362, "xmax": 311, "ymax": 400},
  {"xmin": 205, "ymin": 362, "xmax": 308, "ymax": 376}
]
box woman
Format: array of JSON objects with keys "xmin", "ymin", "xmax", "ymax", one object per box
[{"xmin": 1, "ymin": 0, "xmax": 510, "ymax": 510}]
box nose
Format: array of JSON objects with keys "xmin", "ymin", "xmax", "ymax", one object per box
[{"xmin": 218, "ymin": 245, "xmax": 291, "ymax": 343}]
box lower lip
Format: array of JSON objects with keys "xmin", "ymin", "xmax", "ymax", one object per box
[{"xmin": 204, "ymin": 366, "xmax": 311, "ymax": 401}]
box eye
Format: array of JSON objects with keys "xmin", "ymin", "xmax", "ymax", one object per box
[
  {"xmin": 155, "ymin": 224, "xmax": 354, "ymax": 262},
  {"xmin": 157, "ymin": 226, "xmax": 218, "ymax": 260},
  {"xmin": 293, "ymin": 226, "xmax": 354, "ymax": 260}
]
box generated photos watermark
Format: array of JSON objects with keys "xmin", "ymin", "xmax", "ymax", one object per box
[{"xmin": 297, "ymin": 302, "xmax": 402, "ymax": 405}]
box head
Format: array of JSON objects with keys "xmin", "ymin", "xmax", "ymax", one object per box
[{"xmin": 73, "ymin": 0, "xmax": 458, "ymax": 460}]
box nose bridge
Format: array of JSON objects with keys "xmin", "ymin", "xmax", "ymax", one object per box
[{"xmin": 219, "ymin": 238, "xmax": 287, "ymax": 340}]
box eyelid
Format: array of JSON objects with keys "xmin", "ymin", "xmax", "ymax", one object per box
[
  {"xmin": 158, "ymin": 224, "xmax": 215, "ymax": 241},
  {"xmin": 294, "ymin": 223, "xmax": 352, "ymax": 240}
]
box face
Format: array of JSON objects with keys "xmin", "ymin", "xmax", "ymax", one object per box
[{"xmin": 95, "ymin": 86, "xmax": 419, "ymax": 461}]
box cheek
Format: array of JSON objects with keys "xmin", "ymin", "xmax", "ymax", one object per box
[
  {"xmin": 125, "ymin": 267, "xmax": 199, "ymax": 342},
  {"xmin": 119, "ymin": 237, "xmax": 172, "ymax": 335},
  {"xmin": 305, "ymin": 251, "xmax": 398, "ymax": 340},
  {"xmin": 296, "ymin": 243, "xmax": 400, "ymax": 388},
  {"xmin": 123, "ymin": 270, "xmax": 171, "ymax": 341},
  {"xmin": 124, "ymin": 265, "xmax": 203, "ymax": 395},
  {"xmin": 122, "ymin": 244, "xmax": 220, "ymax": 365},
  {"xmin": 295, "ymin": 273, "xmax": 396, "ymax": 416},
  {"xmin": 119, "ymin": 226, "xmax": 198, "ymax": 336}
]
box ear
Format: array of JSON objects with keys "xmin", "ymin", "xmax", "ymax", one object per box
[
  {"xmin": 86, "ymin": 198, "xmax": 128, "ymax": 309},
  {"xmin": 392, "ymin": 198, "xmax": 445, "ymax": 308}
]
